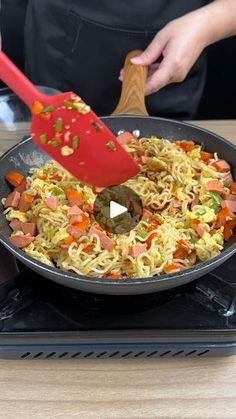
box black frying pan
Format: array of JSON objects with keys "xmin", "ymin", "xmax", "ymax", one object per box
[{"xmin": 0, "ymin": 52, "xmax": 236, "ymax": 295}]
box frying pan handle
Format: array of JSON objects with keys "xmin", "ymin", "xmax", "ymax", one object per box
[{"xmin": 112, "ymin": 50, "xmax": 149, "ymax": 116}]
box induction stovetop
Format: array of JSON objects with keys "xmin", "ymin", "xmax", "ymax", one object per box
[{"xmin": 0, "ymin": 243, "xmax": 235, "ymax": 359}]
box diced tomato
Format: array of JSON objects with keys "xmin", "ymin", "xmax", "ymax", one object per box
[
  {"xmin": 105, "ymin": 273, "xmax": 123, "ymax": 279},
  {"xmin": 230, "ymin": 183, "xmax": 236, "ymax": 195},
  {"xmin": 147, "ymin": 220, "xmax": 159, "ymax": 231},
  {"xmin": 51, "ymin": 174, "xmax": 62, "ymax": 182},
  {"xmin": 65, "ymin": 189, "xmax": 84, "ymax": 207},
  {"xmin": 165, "ymin": 263, "xmax": 186, "ymax": 273},
  {"xmin": 64, "ymin": 235, "xmax": 74, "ymax": 246},
  {"xmin": 224, "ymin": 217, "xmax": 236, "ymax": 241},
  {"xmin": 146, "ymin": 232, "xmax": 157, "ymax": 249},
  {"xmin": 200, "ymin": 151, "xmax": 213, "ymax": 163},
  {"xmin": 215, "ymin": 207, "xmax": 234, "ymax": 228},
  {"xmin": 175, "ymin": 141, "xmax": 195, "ymax": 152},
  {"xmin": 5, "ymin": 172, "xmax": 24, "ymax": 187},
  {"xmin": 83, "ymin": 244, "xmax": 95, "ymax": 253},
  {"xmin": 211, "ymin": 159, "xmax": 231, "ymax": 173}
]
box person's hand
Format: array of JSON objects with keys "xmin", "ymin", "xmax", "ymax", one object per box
[{"xmin": 120, "ymin": 10, "xmax": 211, "ymax": 96}]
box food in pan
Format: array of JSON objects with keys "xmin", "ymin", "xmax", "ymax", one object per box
[{"xmin": 2, "ymin": 132, "xmax": 236, "ymax": 278}]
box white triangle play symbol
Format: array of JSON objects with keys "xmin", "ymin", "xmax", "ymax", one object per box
[{"xmin": 110, "ymin": 200, "xmax": 127, "ymax": 219}]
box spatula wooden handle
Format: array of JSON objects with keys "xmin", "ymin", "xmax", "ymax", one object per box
[{"xmin": 112, "ymin": 50, "xmax": 148, "ymax": 116}]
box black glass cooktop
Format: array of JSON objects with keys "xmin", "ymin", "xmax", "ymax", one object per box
[{"xmin": 0, "ymin": 246, "xmax": 235, "ymax": 334}]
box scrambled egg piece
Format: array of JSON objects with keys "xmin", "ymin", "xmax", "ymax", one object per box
[
  {"xmin": 186, "ymin": 205, "xmax": 216, "ymax": 223},
  {"xmin": 5, "ymin": 210, "xmax": 28, "ymax": 223},
  {"xmin": 195, "ymin": 231, "xmax": 224, "ymax": 261}
]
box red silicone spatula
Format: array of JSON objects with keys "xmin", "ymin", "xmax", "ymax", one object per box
[{"xmin": 0, "ymin": 51, "xmax": 139, "ymax": 187}]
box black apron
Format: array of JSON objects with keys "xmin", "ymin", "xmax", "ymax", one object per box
[{"xmin": 24, "ymin": 0, "xmax": 207, "ymax": 118}]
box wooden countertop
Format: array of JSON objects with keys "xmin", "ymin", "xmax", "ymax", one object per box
[{"xmin": 0, "ymin": 120, "xmax": 236, "ymax": 418}]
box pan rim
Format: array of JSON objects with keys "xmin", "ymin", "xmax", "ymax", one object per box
[{"xmin": 0, "ymin": 115, "xmax": 236, "ymax": 288}]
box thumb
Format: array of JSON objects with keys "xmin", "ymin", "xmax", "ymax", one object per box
[{"xmin": 131, "ymin": 33, "xmax": 167, "ymax": 65}]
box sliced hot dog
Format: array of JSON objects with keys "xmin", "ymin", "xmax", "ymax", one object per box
[
  {"xmin": 211, "ymin": 159, "xmax": 231, "ymax": 172},
  {"xmin": 9, "ymin": 235, "xmax": 35, "ymax": 248},
  {"xmin": 206, "ymin": 180, "xmax": 224, "ymax": 194},
  {"xmin": 88, "ymin": 226, "xmax": 115, "ymax": 251},
  {"xmin": 4, "ymin": 190, "xmax": 21, "ymax": 208},
  {"xmin": 129, "ymin": 244, "xmax": 147, "ymax": 258}
]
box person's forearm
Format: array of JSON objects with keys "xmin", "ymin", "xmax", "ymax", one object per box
[{"xmin": 194, "ymin": 0, "xmax": 236, "ymax": 47}]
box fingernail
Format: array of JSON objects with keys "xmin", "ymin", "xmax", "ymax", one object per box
[{"xmin": 131, "ymin": 56, "xmax": 142, "ymax": 64}]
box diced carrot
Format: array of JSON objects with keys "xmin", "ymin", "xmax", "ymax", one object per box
[
  {"xmin": 105, "ymin": 273, "xmax": 122, "ymax": 279},
  {"xmin": 200, "ymin": 151, "xmax": 213, "ymax": 163},
  {"xmin": 173, "ymin": 248, "xmax": 186, "ymax": 259},
  {"xmin": 173, "ymin": 239, "xmax": 194, "ymax": 259},
  {"xmin": 51, "ymin": 174, "xmax": 62, "ymax": 182},
  {"xmin": 146, "ymin": 232, "xmax": 157, "ymax": 249},
  {"xmin": 172, "ymin": 184, "xmax": 177, "ymax": 194},
  {"xmin": 224, "ymin": 217, "xmax": 236, "ymax": 241},
  {"xmin": 147, "ymin": 220, "xmax": 159, "ymax": 232},
  {"xmin": 38, "ymin": 174, "xmax": 47, "ymax": 180},
  {"xmin": 165, "ymin": 263, "xmax": 186, "ymax": 273},
  {"xmin": 83, "ymin": 244, "xmax": 94, "ymax": 253},
  {"xmin": 5, "ymin": 172, "xmax": 24, "ymax": 187},
  {"xmin": 215, "ymin": 207, "xmax": 234, "ymax": 228},
  {"xmin": 230, "ymin": 183, "xmax": 236, "ymax": 194},
  {"xmin": 175, "ymin": 141, "xmax": 195, "ymax": 152},
  {"xmin": 65, "ymin": 189, "xmax": 84, "ymax": 207},
  {"xmin": 211, "ymin": 159, "xmax": 231, "ymax": 173},
  {"xmin": 32, "ymin": 101, "xmax": 44, "ymax": 115},
  {"xmin": 178, "ymin": 239, "xmax": 194, "ymax": 253},
  {"xmin": 64, "ymin": 235, "xmax": 74, "ymax": 246}
]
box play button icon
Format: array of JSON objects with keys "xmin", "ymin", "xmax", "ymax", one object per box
[
  {"xmin": 110, "ymin": 201, "xmax": 127, "ymax": 219},
  {"xmin": 94, "ymin": 185, "xmax": 143, "ymax": 234}
]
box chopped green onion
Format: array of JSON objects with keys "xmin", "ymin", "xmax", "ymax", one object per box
[
  {"xmin": 106, "ymin": 141, "xmax": 117, "ymax": 152},
  {"xmin": 42, "ymin": 105, "xmax": 55, "ymax": 113},
  {"xmin": 209, "ymin": 192, "xmax": 222, "ymax": 207},
  {"xmin": 190, "ymin": 237, "xmax": 198, "ymax": 244},
  {"xmin": 91, "ymin": 121, "xmax": 103, "ymax": 131},
  {"xmin": 195, "ymin": 207, "xmax": 207, "ymax": 216},
  {"xmin": 51, "ymin": 139, "xmax": 61, "ymax": 147},
  {"xmin": 63, "ymin": 100, "xmax": 90, "ymax": 114},
  {"xmin": 175, "ymin": 180, "xmax": 182, "ymax": 188},
  {"xmin": 72, "ymin": 136, "xmax": 79, "ymax": 149},
  {"xmin": 138, "ymin": 228, "xmax": 149, "ymax": 239},
  {"xmin": 48, "ymin": 229, "xmax": 56, "ymax": 239},
  {"xmin": 55, "ymin": 117, "xmax": 63, "ymax": 133},
  {"xmin": 51, "ymin": 186, "xmax": 65, "ymax": 196},
  {"xmin": 39, "ymin": 134, "xmax": 48, "ymax": 144}
]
